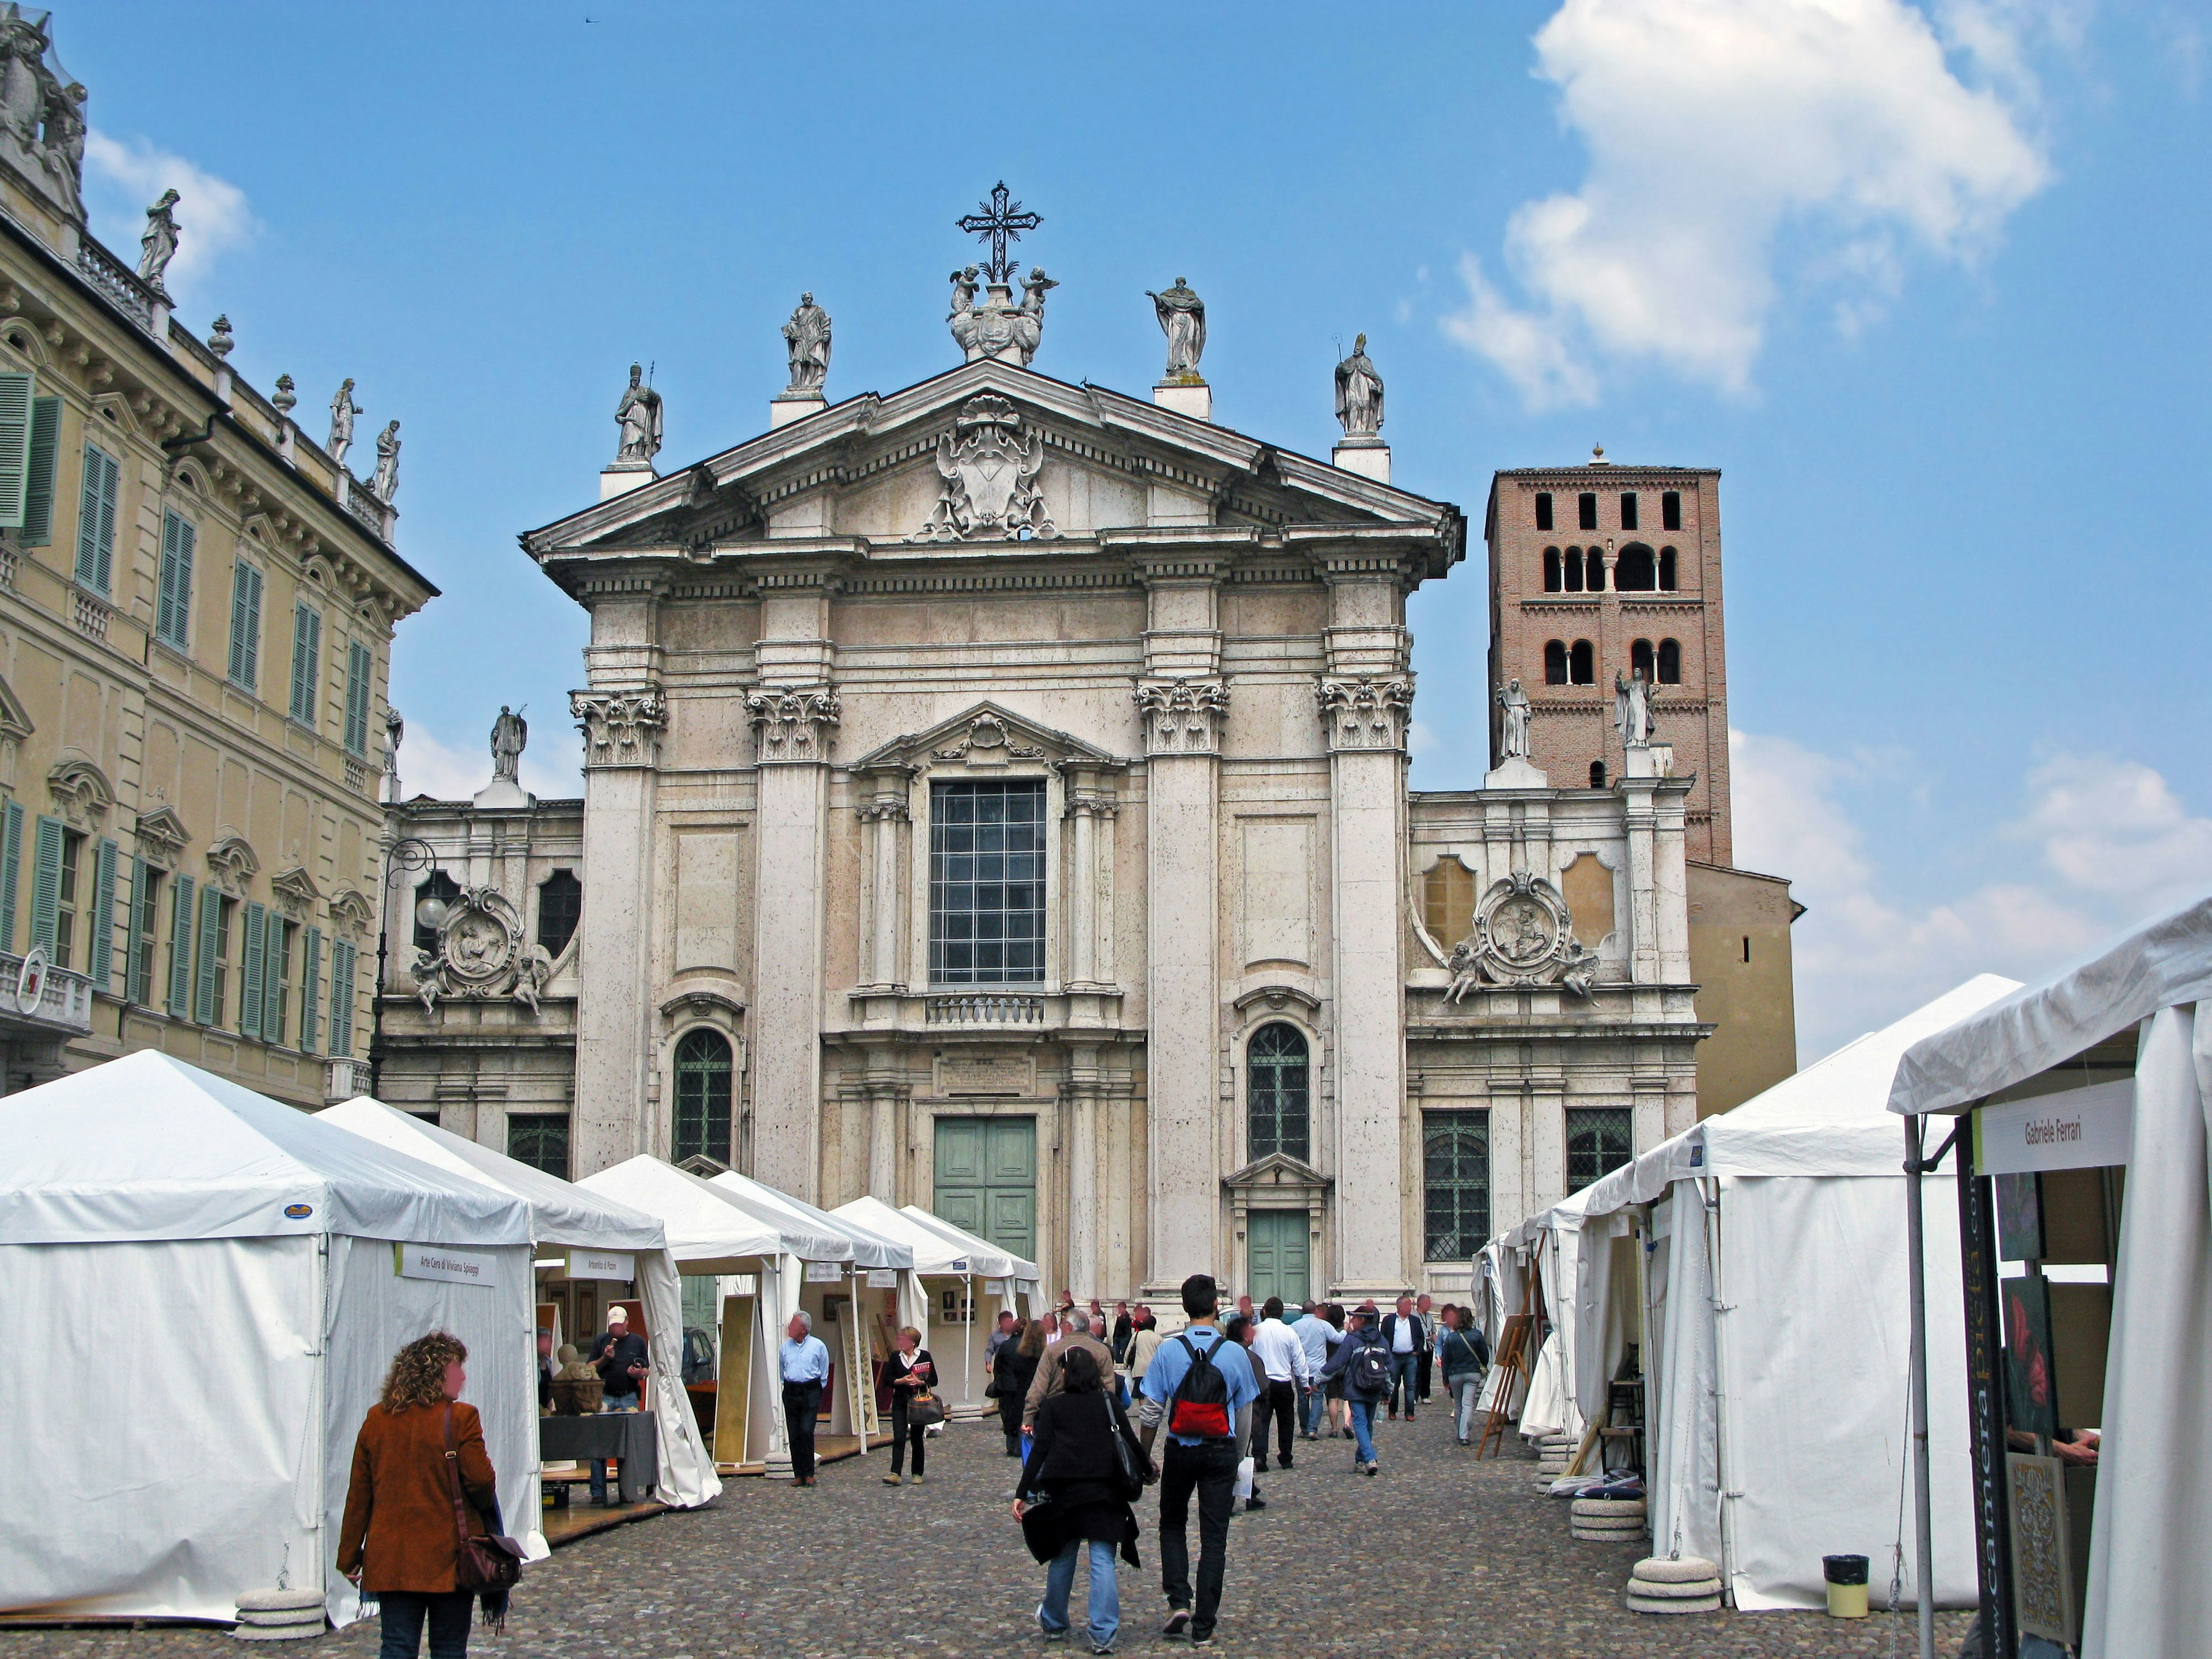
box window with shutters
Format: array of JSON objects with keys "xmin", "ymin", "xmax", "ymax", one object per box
[
  {"xmin": 0, "ymin": 369, "xmax": 32, "ymax": 529},
  {"xmin": 288, "ymin": 604, "xmax": 322, "ymax": 725},
  {"xmin": 537, "ymin": 869, "xmax": 581, "ymax": 956},
  {"xmin": 52, "ymin": 829, "xmax": 81, "ymax": 971},
  {"xmin": 165, "ymin": 875, "xmax": 195, "ymax": 1017},
  {"xmin": 197, "ymin": 893, "xmax": 234, "ymax": 1027},
  {"xmin": 29, "ymin": 815, "xmax": 62, "ymax": 961},
  {"xmin": 75, "ymin": 443, "xmax": 120, "ymax": 590},
  {"xmin": 20, "ymin": 396, "xmax": 57, "ymax": 547},
  {"xmin": 240, "ymin": 903, "xmax": 267, "ymax": 1040},
  {"xmin": 673, "ymin": 1027, "xmax": 733, "ymax": 1166},
  {"xmin": 226, "ymin": 561, "xmax": 263, "ymax": 691},
  {"xmin": 329, "ymin": 938, "xmax": 356, "ymax": 1057},
  {"xmin": 342, "ymin": 641, "xmax": 373, "ymax": 756},
  {"xmin": 299, "ymin": 925, "xmax": 323, "ymax": 1054},
  {"xmin": 127, "ymin": 859, "xmax": 161, "ymax": 1006},
  {"xmin": 88, "ymin": 839, "xmax": 116, "ymax": 990},
  {"xmin": 0, "ymin": 800, "xmax": 21, "ymax": 953},
  {"xmin": 264, "ymin": 919, "xmax": 293, "ymax": 1046},
  {"xmin": 156, "ymin": 510, "xmax": 195, "ymax": 648}
]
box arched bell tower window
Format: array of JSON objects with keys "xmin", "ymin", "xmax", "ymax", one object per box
[
  {"xmin": 673, "ymin": 1027, "xmax": 733, "ymax": 1168},
  {"xmin": 1247, "ymin": 1023, "xmax": 1310, "ymax": 1162},
  {"xmin": 1543, "ymin": 547, "xmax": 1562, "ymax": 592},
  {"xmin": 1543, "ymin": 640, "xmax": 1568, "ymax": 685},
  {"xmin": 1569, "ymin": 639, "xmax": 1595, "ymax": 685},
  {"xmin": 1657, "ymin": 638, "xmax": 1682, "ymax": 684},
  {"xmin": 1631, "ymin": 638, "xmax": 1655, "ymax": 681}
]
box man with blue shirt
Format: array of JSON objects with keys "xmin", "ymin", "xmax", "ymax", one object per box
[
  {"xmin": 1137, "ymin": 1274, "xmax": 1259, "ymax": 1647},
  {"xmin": 779, "ymin": 1310, "xmax": 831, "ymax": 1487},
  {"xmin": 1291, "ymin": 1301, "xmax": 1331, "ymax": 1438}
]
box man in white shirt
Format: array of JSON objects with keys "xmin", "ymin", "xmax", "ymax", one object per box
[
  {"xmin": 1249, "ymin": 1297, "xmax": 1313, "ymax": 1472},
  {"xmin": 1379, "ymin": 1296, "xmax": 1427, "ymax": 1422}
]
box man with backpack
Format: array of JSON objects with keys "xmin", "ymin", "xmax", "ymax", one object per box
[
  {"xmin": 1320, "ymin": 1305, "xmax": 1392, "ymax": 1475},
  {"xmin": 1135, "ymin": 1275, "xmax": 1259, "ymax": 1646}
]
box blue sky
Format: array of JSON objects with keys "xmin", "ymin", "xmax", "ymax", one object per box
[{"xmin": 59, "ymin": 1, "xmax": 2211, "ymax": 1059}]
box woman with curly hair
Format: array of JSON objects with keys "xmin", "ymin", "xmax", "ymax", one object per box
[{"xmin": 336, "ymin": 1332, "xmax": 502, "ymax": 1659}]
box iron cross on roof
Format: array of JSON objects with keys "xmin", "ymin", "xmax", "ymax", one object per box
[{"xmin": 957, "ymin": 182, "xmax": 1041, "ymax": 286}]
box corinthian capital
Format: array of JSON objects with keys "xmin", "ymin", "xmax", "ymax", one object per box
[
  {"xmin": 1315, "ymin": 674, "xmax": 1414, "ymax": 752},
  {"xmin": 746, "ymin": 684, "xmax": 842, "ymax": 762},
  {"xmin": 1134, "ymin": 677, "xmax": 1228, "ymax": 756},
  {"xmin": 570, "ymin": 685, "xmax": 668, "ymax": 768}
]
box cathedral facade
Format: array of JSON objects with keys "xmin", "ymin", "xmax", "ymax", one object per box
[{"xmin": 378, "ymin": 272, "xmax": 1792, "ymax": 1303}]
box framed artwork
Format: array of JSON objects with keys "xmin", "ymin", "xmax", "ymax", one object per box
[
  {"xmin": 1995, "ymin": 1171, "xmax": 2043, "ymax": 1263},
  {"xmin": 2006, "ymin": 1452, "xmax": 2076, "ymax": 1645},
  {"xmin": 2002, "ymin": 1273, "xmax": 2059, "ymax": 1440}
]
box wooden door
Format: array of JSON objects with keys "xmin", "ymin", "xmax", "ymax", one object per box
[
  {"xmin": 934, "ymin": 1116, "xmax": 1037, "ymax": 1262},
  {"xmin": 1247, "ymin": 1210, "xmax": 1310, "ymax": 1306}
]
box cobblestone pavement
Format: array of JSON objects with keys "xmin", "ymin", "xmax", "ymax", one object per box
[{"xmin": 6, "ymin": 1406, "xmax": 1972, "ymax": 1659}]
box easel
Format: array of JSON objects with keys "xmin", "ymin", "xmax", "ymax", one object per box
[{"xmin": 1475, "ymin": 1259, "xmax": 1543, "ymax": 1460}]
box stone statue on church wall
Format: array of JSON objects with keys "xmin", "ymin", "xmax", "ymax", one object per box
[
  {"xmin": 1614, "ymin": 666, "xmax": 1653, "ymax": 749},
  {"xmin": 1495, "ymin": 677, "xmax": 1531, "ymax": 760},
  {"xmin": 0, "ymin": 10, "xmax": 49, "ymax": 147},
  {"xmin": 370, "ymin": 419, "xmax": 402, "ymax": 503},
  {"xmin": 1147, "ymin": 277, "xmax": 1206, "ymax": 381},
  {"xmin": 328, "ymin": 378, "xmax": 361, "ymax": 469},
  {"xmin": 40, "ymin": 78, "xmax": 84, "ymax": 216},
  {"xmin": 382, "ymin": 707, "xmax": 404, "ymax": 804},
  {"xmin": 137, "ymin": 189, "xmax": 180, "ymax": 294},
  {"xmin": 782, "ymin": 293, "xmax": 831, "ymax": 395},
  {"xmin": 1334, "ymin": 333, "xmax": 1383, "ymax": 438},
  {"xmin": 613, "ymin": 362, "xmax": 662, "ymax": 461},
  {"xmin": 490, "ymin": 704, "xmax": 527, "ymax": 782}
]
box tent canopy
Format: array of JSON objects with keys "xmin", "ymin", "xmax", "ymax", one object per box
[
  {"xmin": 897, "ymin": 1204, "xmax": 1039, "ymax": 1283},
  {"xmin": 0, "ymin": 1051, "xmax": 531, "ymax": 1247},
  {"xmin": 316, "ymin": 1098, "xmax": 666, "ymax": 1252},
  {"xmin": 832, "ymin": 1195, "xmax": 996, "ymax": 1275},
  {"xmin": 1889, "ymin": 891, "xmax": 2212, "ymax": 1116},
  {"xmin": 709, "ymin": 1170, "xmax": 911, "ymax": 1268},
  {"xmin": 576, "ymin": 1157, "xmax": 787, "ymax": 1269}
]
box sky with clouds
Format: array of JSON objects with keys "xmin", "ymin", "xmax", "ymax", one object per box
[{"xmin": 54, "ymin": 0, "xmax": 2210, "ymax": 1063}]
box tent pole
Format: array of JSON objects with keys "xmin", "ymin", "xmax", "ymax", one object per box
[
  {"xmin": 963, "ymin": 1272, "xmax": 974, "ymax": 1412},
  {"xmin": 1903, "ymin": 1115, "xmax": 1937, "ymax": 1659}
]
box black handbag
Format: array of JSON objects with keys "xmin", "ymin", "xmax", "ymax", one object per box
[{"xmin": 1104, "ymin": 1395, "xmax": 1146, "ymax": 1500}]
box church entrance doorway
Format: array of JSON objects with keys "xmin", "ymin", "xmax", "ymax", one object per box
[
  {"xmin": 933, "ymin": 1116, "xmax": 1037, "ymax": 1263},
  {"xmin": 1247, "ymin": 1209, "xmax": 1310, "ymax": 1306}
]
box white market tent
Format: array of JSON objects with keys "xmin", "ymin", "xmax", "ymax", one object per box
[
  {"xmin": 1494, "ymin": 1184, "xmax": 1600, "ymax": 1442},
  {"xmin": 1888, "ymin": 893, "xmax": 2212, "ymax": 1659},
  {"xmin": 0, "ymin": 1054, "xmax": 539, "ymax": 1627},
  {"xmin": 576, "ymin": 1157, "xmax": 799, "ymax": 1471},
  {"xmin": 895, "ymin": 1204, "xmax": 1045, "ymax": 1415},
  {"xmin": 314, "ymin": 1099, "xmax": 719, "ymax": 1508}
]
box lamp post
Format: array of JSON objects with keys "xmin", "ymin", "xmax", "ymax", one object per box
[{"xmin": 367, "ymin": 834, "xmax": 444, "ymax": 1100}]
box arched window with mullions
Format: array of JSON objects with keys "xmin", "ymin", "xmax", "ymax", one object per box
[
  {"xmin": 673, "ymin": 1027, "xmax": 733, "ymax": 1168},
  {"xmin": 1247, "ymin": 1023, "xmax": 1310, "ymax": 1162}
]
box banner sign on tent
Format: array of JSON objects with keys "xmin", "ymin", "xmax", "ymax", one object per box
[
  {"xmin": 565, "ymin": 1249, "xmax": 635, "ymax": 1282},
  {"xmin": 804, "ymin": 1260, "xmax": 845, "ymax": 1283},
  {"xmin": 867, "ymin": 1268, "xmax": 898, "ymax": 1287},
  {"xmin": 1974, "ymin": 1080, "xmax": 2134, "ymax": 1175},
  {"xmin": 395, "ymin": 1243, "xmax": 499, "ymax": 1287},
  {"xmin": 984, "ymin": 1278, "xmax": 1007, "ymax": 1294}
]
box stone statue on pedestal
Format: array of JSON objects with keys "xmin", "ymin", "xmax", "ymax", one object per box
[
  {"xmin": 40, "ymin": 78, "xmax": 83, "ymax": 215},
  {"xmin": 1334, "ymin": 332, "xmax": 1384, "ymax": 438},
  {"xmin": 613, "ymin": 363, "xmax": 662, "ymax": 462},
  {"xmin": 490, "ymin": 705, "xmax": 527, "ymax": 782},
  {"xmin": 1614, "ymin": 667, "xmax": 1653, "ymax": 749},
  {"xmin": 328, "ymin": 379, "xmax": 361, "ymax": 469},
  {"xmin": 782, "ymin": 293, "xmax": 832, "ymax": 395},
  {"xmin": 1147, "ymin": 277, "xmax": 1206, "ymax": 381},
  {"xmin": 1495, "ymin": 678, "xmax": 1532, "ymax": 760},
  {"xmin": 382, "ymin": 708, "xmax": 404, "ymax": 804},
  {"xmin": 370, "ymin": 420, "xmax": 402, "ymax": 504},
  {"xmin": 137, "ymin": 189, "xmax": 180, "ymax": 294}
]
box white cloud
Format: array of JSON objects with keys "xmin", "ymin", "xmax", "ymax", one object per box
[
  {"xmin": 82, "ymin": 131, "xmax": 254, "ymax": 305},
  {"xmin": 1444, "ymin": 0, "xmax": 2052, "ymax": 405},
  {"xmin": 397, "ymin": 719, "xmax": 582, "ymax": 804},
  {"xmin": 1732, "ymin": 730, "xmax": 2209, "ymax": 1063}
]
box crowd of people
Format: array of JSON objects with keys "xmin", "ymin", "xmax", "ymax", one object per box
[{"xmin": 357, "ymin": 1285, "xmax": 1493, "ymax": 1658}]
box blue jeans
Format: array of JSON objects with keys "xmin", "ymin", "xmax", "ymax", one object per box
[
  {"xmin": 1388, "ymin": 1351, "xmax": 1420, "ymax": 1414},
  {"xmin": 1039, "ymin": 1537, "xmax": 1119, "ymax": 1647},
  {"xmin": 590, "ymin": 1395, "xmax": 639, "ymax": 1501},
  {"xmin": 1301, "ymin": 1381, "xmax": 1325, "ymax": 1434},
  {"xmin": 1349, "ymin": 1397, "xmax": 1378, "ymax": 1464},
  {"xmin": 375, "ymin": 1589, "xmax": 472, "ymax": 1659}
]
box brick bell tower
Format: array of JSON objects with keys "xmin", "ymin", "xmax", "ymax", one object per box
[{"xmin": 1483, "ymin": 448, "xmax": 1732, "ymax": 865}]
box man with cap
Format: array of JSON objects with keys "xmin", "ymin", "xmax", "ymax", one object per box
[{"xmin": 585, "ymin": 1307, "xmax": 649, "ymax": 1503}]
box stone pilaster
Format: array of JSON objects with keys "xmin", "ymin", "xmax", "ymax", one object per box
[
  {"xmin": 854, "ymin": 767, "xmax": 912, "ymax": 994},
  {"xmin": 1059, "ymin": 763, "xmax": 1121, "ymax": 995}
]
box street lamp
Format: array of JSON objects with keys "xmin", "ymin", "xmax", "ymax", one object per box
[{"xmin": 367, "ymin": 835, "xmax": 442, "ymax": 1100}]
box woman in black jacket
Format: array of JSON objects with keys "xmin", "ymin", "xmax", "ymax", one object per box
[
  {"xmin": 1013, "ymin": 1346, "xmax": 1144, "ymax": 1656},
  {"xmin": 993, "ymin": 1317, "xmax": 1043, "ymax": 1457},
  {"xmin": 881, "ymin": 1326, "xmax": 936, "ymax": 1486}
]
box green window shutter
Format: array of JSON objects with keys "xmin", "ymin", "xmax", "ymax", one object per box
[
  {"xmin": 124, "ymin": 855, "xmax": 149, "ymax": 1005},
  {"xmin": 89, "ymin": 837, "xmax": 116, "ymax": 990},
  {"xmin": 227, "ymin": 562, "xmax": 262, "ymax": 689},
  {"xmin": 300, "ymin": 925, "xmax": 323, "ymax": 1054},
  {"xmin": 21, "ymin": 396, "xmax": 58, "ymax": 547},
  {"xmin": 343, "ymin": 642, "xmax": 372, "ymax": 756},
  {"xmin": 193, "ymin": 884, "xmax": 221, "ymax": 1025},
  {"xmin": 166, "ymin": 874, "xmax": 195, "ymax": 1017},
  {"xmin": 0, "ymin": 370, "xmax": 32, "ymax": 528},
  {"xmin": 88, "ymin": 446, "xmax": 119, "ymax": 592},
  {"xmin": 0, "ymin": 799, "xmax": 21, "ymax": 953},
  {"xmin": 28, "ymin": 814, "xmax": 61, "ymax": 957},
  {"xmin": 157, "ymin": 511, "xmax": 195, "ymax": 647},
  {"xmin": 239, "ymin": 900, "xmax": 266, "ymax": 1040},
  {"xmin": 289, "ymin": 604, "xmax": 321, "ymax": 724},
  {"xmin": 263, "ymin": 922, "xmax": 287, "ymax": 1041},
  {"xmin": 329, "ymin": 938, "xmax": 357, "ymax": 1058}
]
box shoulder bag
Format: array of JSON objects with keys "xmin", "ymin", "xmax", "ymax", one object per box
[
  {"xmin": 444, "ymin": 1406, "xmax": 524, "ymax": 1593},
  {"xmin": 1104, "ymin": 1394, "xmax": 1147, "ymax": 1499}
]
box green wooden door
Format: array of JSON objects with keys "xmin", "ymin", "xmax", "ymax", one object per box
[
  {"xmin": 1247, "ymin": 1210, "xmax": 1310, "ymax": 1306},
  {"xmin": 933, "ymin": 1116, "xmax": 1037, "ymax": 1262}
]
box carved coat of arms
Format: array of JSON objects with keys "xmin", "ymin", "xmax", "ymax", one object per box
[
  {"xmin": 1443, "ymin": 870, "xmax": 1597, "ymax": 1001},
  {"xmin": 411, "ymin": 885, "xmax": 554, "ymax": 1017},
  {"xmin": 910, "ymin": 395, "xmax": 1058, "ymax": 543}
]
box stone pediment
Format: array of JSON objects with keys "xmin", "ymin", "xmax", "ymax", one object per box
[
  {"xmin": 850, "ymin": 700, "xmax": 1124, "ymax": 774},
  {"xmin": 1222, "ymin": 1151, "xmax": 1333, "ymax": 1192},
  {"xmin": 522, "ymin": 358, "xmax": 1464, "ymax": 573}
]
